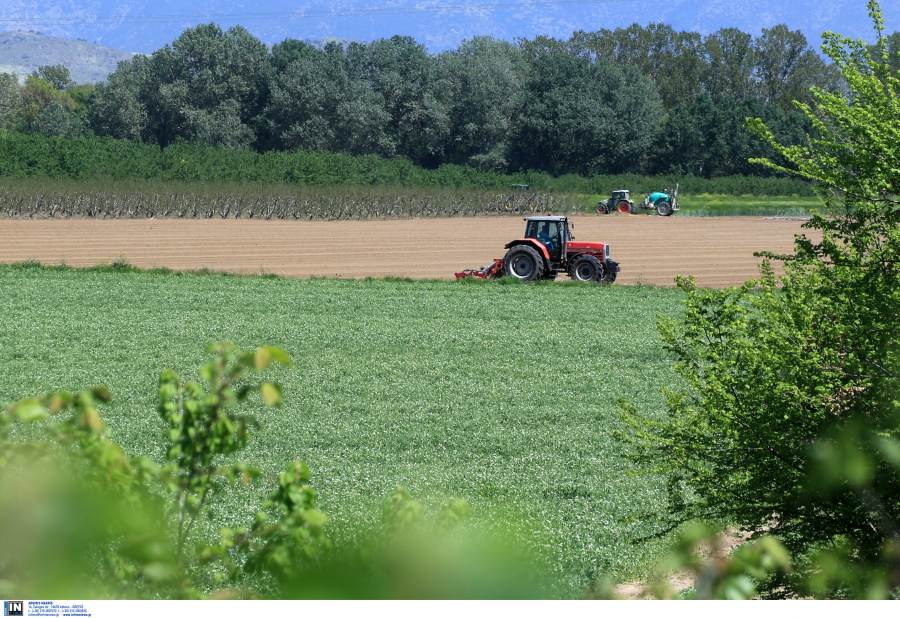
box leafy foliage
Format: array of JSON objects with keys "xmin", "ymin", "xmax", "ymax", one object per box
[
  {"xmin": 617, "ymin": 524, "xmax": 793, "ymax": 600},
  {"xmin": 614, "ymin": 0, "xmax": 900, "ymax": 598},
  {"xmin": 34, "ymin": 64, "xmax": 75, "ymax": 92},
  {"xmin": 518, "ymin": 22, "xmax": 843, "ymax": 113},
  {"xmin": 439, "ymin": 37, "xmax": 528, "ymax": 171},
  {"xmin": 19, "ymin": 74, "xmax": 79, "ymax": 128},
  {"xmin": 143, "ymin": 24, "xmax": 270, "ymax": 150},
  {"xmin": 155, "ymin": 343, "xmax": 292, "ymax": 564},
  {"xmin": 31, "ymin": 101, "xmax": 91, "ymax": 139},
  {"xmin": 511, "ymin": 54, "xmax": 662, "ymax": 176},
  {"xmin": 0, "ymin": 73, "xmax": 22, "ymax": 131},
  {"xmin": 349, "ymin": 36, "xmax": 452, "ymax": 167},
  {"xmin": 651, "ymin": 92, "xmax": 815, "ymax": 177},
  {"xmin": 265, "ymin": 42, "xmax": 388, "ymax": 156},
  {"xmin": 0, "ymin": 132, "xmax": 815, "ymax": 196}
]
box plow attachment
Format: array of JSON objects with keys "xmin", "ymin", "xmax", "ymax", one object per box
[{"xmin": 455, "ymin": 259, "xmax": 504, "ymax": 280}]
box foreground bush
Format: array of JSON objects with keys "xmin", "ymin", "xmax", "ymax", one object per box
[{"xmin": 615, "ymin": 1, "xmax": 900, "ymax": 598}]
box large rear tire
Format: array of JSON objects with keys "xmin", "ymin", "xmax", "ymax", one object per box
[
  {"xmin": 568, "ymin": 254, "xmax": 604, "ymax": 283},
  {"xmin": 502, "ymin": 245, "xmax": 545, "ymax": 282},
  {"xmin": 616, "ymin": 200, "xmax": 632, "ymax": 214},
  {"xmin": 656, "ymin": 201, "xmax": 672, "ymax": 216}
]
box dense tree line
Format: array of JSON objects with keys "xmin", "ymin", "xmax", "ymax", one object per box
[
  {"xmin": 0, "ymin": 22, "xmax": 895, "ymax": 179},
  {"xmin": 518, "ymin": 24, "xmax": 846, "ymax": 112}
]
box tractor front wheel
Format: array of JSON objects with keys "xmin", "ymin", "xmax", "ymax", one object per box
[
  {"xmin": 601, "ymin": 260, "xmax": 620, "ymax": 284},
  {"xmin": 568, "ymin": 254, "xmax": 605, "ymax": 283},
  {"xmin": 503, "ymin": 245, "xmax": 545, "ymax": 282},
  {"xmin": 656, "ymin": 201, "xmax": 672, "ymax": 216}
]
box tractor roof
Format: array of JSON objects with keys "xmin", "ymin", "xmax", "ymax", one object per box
[{"xmin": 523, "ymin": 216, "xmax": 568, "ymax": 222}]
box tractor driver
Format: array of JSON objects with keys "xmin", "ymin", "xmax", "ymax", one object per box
[{"xmin": 536, "ymin": 222, "xmax": 559, "ymax": 252}]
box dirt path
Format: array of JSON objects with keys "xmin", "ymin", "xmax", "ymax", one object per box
[{"xmin": 0, "ymin": 215, "xmax": 816, "ymax": 287}]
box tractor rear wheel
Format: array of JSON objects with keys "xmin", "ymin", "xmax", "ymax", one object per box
[
  {"xmin": 656, "ymin": 201, "xmax": 672, "ymax": 216},
  {"xmin": 568, "ymin": 254, "xmax": 604, "ymax": 283},
  {"xmin": 503, "ymin": 245, "xmax": 544, "ymax": 282},
  {"xmin": 616, "ymin": 200, "xmax": 633, "ymax": 214}
]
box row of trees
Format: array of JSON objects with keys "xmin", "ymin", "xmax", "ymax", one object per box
[
  {"xmin": 0, "ymin": 23, "xmax": 897, "ymax": 178},
  {"xmin": 520, "ymin": 24, "xmax": 848, "ymax": 112}
]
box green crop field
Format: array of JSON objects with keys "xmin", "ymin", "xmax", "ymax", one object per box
[
  {"xmin": 676, "ymin": 194, "xmax": 820, "ymax": 217},
  {"xmin": 0, "ymin": 264, "xmax": 687, "ymax": 596}
]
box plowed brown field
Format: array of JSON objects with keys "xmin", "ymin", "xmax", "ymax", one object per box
[{"xmin": 0, "ymin": 215, "xmax": 817, "ymax": 287}]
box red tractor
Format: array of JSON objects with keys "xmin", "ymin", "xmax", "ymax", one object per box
[{"xmin": 456, "ymin": 216, "xmax": 620, "ymax": 283}]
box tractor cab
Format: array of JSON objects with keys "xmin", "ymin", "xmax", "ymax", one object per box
[
  {"xmin": 612, "ymin": 190, "xmax": 630, "ymax": 202},
  {"xmin": 523, "ymin": 216, "xmax": 573, "ymax": 266}
]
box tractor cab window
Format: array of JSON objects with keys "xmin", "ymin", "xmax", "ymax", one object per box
[{"xmin": 526, "ymin": 220, "xmax": 562, "ymax": 254}]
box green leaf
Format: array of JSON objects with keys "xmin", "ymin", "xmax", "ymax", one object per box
[
  {"xmin": 302, "ymin": 509, "xmax": 328, "ymax": 532},
  {"xmin": 254, "ymin": 347, "xmax": 272, "ymax": 370},
  {"xmin": 90, "ymin": 386, "xmax": 113, "ymax": 403},
  {"xmin": 260, "ymin": 382, "xmax": 283, "ymax": 406},
  {"xmin": 10, "ymin": 399, "xmax": 47, "ymax": 423},
  {"xmin": 263, "ymin": 346, "xmax": 291, "ymax": 366},
  {"xmin": 142, "ymin": 562, "xmax": 178, "ymax": 582}
]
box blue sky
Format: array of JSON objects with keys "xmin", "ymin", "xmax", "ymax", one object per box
[{"xmin": 1, "ymin": 0, "xmax": 898, "ymax": 53}]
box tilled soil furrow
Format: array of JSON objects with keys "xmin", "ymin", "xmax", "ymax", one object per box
[{"xmin": 0, "ymin": 216, "xmax": 814, "ymax": 287}]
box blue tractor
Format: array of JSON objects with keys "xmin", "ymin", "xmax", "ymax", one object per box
[{"xmin": 641, "ymin": 183, "xmax": 680, "ymax": 216}]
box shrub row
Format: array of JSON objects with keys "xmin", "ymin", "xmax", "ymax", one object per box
[{"xmin": 0, "ymin": 132, "xmax": 816, "ymax": 196}]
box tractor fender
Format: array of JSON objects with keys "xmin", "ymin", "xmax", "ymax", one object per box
[{"xmin": 504, "ymin": 238, "xmax": 550, "ymax": 261}]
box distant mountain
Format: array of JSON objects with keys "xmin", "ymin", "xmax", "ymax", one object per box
[
  {"xmin": 0, "ymin": 30, "xmax": 136, "ymax": 84},
  {"xmin": 302, "ymin": 37, "xmax": 368, "ymax": 50},
  {"xmin": 0, "ymin": 1, "xmax": 897, "ymax": 55}
]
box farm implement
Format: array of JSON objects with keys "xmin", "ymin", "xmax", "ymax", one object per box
[
  {"xmin": 455, "ymin": 216, "xmax": 620, "ymax": 283},
  {"xmin": 597, "ymin": 183, "xmax": 680, "ymax": 216}
]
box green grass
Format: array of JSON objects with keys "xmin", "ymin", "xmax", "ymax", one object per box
[
  {"xmin": 0, "ymin": 264, "xmax": 685, "ymax": 596},
  {"xmin": 676, "ymin": 194, "xmax": 820, "ymax": 217},
  {"xmin": 570, "ymin": 193, "xmax": 821, "ymax": 217}
]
